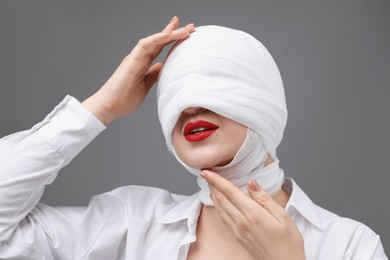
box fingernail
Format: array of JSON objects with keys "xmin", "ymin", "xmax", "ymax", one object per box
[
  {"xmin": 186, "ymin": 23, "xmax": 195, "ymax": 28},
  {"xmin": 171, "ymin": 16, "xmax": 178, "ymax": 22},
  {"xmin": 200, "ymin": 171, "xmax": 208, "ymax": 179},
  {"xmin": 248, "ymin": 180, "xmax": 260, "ymax": 192}
]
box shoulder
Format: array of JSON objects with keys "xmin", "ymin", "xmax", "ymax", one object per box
[
  {"xmin": 314, "ymin": 204, "xmax": 387, "ymax": 259},
  {"xmin": 89, "ymin": 185, "xmax": 189, "ymax": 218},
  {"xmin": 314, "ymin": 203, "xmax": 378, "ymax": 240},
  {"xmin": 287, "ymin": 178, "xmax": 387, "ymax": 259},
  {"xmin": 288, "ymin": 178, "xmax": 380, "ymax": 238}
]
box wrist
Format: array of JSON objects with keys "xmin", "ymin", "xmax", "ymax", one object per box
[{"xmin": 82, "ymin": 94, "xmax": 118, "ymax": 126}]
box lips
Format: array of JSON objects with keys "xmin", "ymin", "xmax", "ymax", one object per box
[{"xmin": 183, "ymin": 120, "xmax": 219, "ymax": 142}]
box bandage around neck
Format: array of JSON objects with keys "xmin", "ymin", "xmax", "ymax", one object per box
[{"xmin": 157, "ymin": 25, "xmax": 288, "ymax": 205}]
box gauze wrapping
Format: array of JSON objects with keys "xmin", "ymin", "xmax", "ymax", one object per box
[{"xmin": 157, "ymin": 25, "xmax": 288, "ymax": 205}]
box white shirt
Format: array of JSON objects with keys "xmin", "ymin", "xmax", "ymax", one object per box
[{"xmin": 0, "ymin": 96, "xmax": 387, "ymax": 260}]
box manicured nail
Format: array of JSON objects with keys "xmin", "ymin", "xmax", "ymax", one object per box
[
  {"xmin": 200, "ymin": 171, "xmax": 208, "ymax": 179},
  {"xmin": 248, "ymin": 180, "xmax": 260, "ymax": 192},
  {"xmin": 171, "ymin": 16, "xmax": 178, "ymax": 22}
]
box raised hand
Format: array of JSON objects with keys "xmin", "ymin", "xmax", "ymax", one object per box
[
  {"xmin": 201, "ymin": 169, "xmax": 306, "ymax": 260},
  {"xmin": 82, "ymin": 17, "xmax": 195, "ymax": 125}
]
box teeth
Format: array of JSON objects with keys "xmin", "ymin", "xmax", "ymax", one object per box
[{"xmin": 191, "ymin": 127, "xmax": 208, "ymax": 134}]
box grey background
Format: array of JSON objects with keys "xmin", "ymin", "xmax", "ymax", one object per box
[{"xmin": 1, "ymin": 0, "xmax": 389, "ymax": 254}]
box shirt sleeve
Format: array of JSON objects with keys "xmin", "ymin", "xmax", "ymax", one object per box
[
  {"xmin": 343, "ymin": 220, "xmax": 388, "ymax": 260},
  {"xmin": 354, "ymin": 235, "xmax": 388, "ymax": 260},
  {"xmin": 0, "ymin": 96, "xmax": 106, "ymax": 258},
  {"xmin": 372, "ymin": 238, "xmax": 388, "ymax": 260}
]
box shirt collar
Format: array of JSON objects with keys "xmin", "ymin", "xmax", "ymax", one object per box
[
  {"xmin": 158, "ymin": 191, "xmax": 202, "ymax": 226},
  {"xmin": 284, "ymin": 177, "xmax": 323, "ymax": 231},
  {"xmin": 157, "ymin": 178, "xmax": 323, "ymax": 232}
]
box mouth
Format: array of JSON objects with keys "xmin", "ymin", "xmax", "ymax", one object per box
[{"xmin": 183, "ymin": 120, "xmax": 219, "ymax": 142}]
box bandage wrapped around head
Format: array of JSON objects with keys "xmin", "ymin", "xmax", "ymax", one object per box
[{"xmin": 157, "ymin": 25, "xmax": 288, "ymax": 205}]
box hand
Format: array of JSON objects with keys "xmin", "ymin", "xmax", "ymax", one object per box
[
  {"xmin": 82, "ymin": 17, "xmax": 195, "ymax": 125},
  {"xmin": 201, "ymin": 169, "xmax": 306, "ymax": 260}
]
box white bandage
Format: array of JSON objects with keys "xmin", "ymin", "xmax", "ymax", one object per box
[{"xmin": 157, "ymin": 25, "xmax": 287, "ymax": 205}]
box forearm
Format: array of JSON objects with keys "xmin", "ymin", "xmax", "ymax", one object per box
[{"xmin": 0, "ymin": 96, "xmax": 105, "ymax": 241}]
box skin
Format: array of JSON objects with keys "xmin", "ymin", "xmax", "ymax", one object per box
[
  {"xmin": 82, "ymin": 17, "xmax": 306, "ymax": 259},
  {"xmin": 82, "ymin": 17, "xmax": 195, "ymax": 126},
  {"xmin": 172, "ymin": 107, "xmax": 248, "ymax": 169},
  {"xmin": 173, "ymin": 108, "xmax": 304, "ymax": 259}
]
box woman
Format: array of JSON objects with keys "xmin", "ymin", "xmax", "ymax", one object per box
[{"xmin": 0, "ymin": 17, "xmax": 386, "ymax": 259}]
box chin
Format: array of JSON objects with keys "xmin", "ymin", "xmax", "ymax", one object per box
[
  {"xmin": 182, "ymin": 154, "xmax": 233, "ymax": 169},
  {"xmin": 185, "ymin": 159, "xmax": 216, "ymax": 170}
]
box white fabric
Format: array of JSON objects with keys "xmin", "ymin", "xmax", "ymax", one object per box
[
  {"xmin": 193, "ymin": 128, "xmax": 285, "ymax": 205},
  {"xmin": 157, "ymin": 25, "xmax": 287, "ymax": 204},
  {"xmin": 0, "ymin": 96, "xmax": 387, "ymax": 259}
]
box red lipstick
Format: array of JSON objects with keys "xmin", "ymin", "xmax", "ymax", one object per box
[{"xmin": 183, "ymin": 120, "xmax": 219, "ymax": 142}]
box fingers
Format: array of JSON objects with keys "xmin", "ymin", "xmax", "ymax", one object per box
[
  {"xmin": 162, "ymin": 16, "xmax": 180, "ymax": 32},
  {"xmin": 203, "ymin": 170, "xmax": 281, "ymax": 238},
  {"xmin": 154, "ymin": 22, "xmax": 195, "ymax": 49},
  {"xmin": 125, "ymin": 17, "xmax": 194, "ymax": 79},
  {"xmin": 202, "ymin": 171, "xmax": 305, "ymax": 259},
  {"xmin": 131, "ymin": 17, "xmax": 194, "ymax": 63},
  {"xmin": 208, "ymin": 182, "xmax": 247, "ymax": 228},
  {"xmin": 247, "ymin": 180, "xmax": 287, "ymax": 222},
  {"xmin": 202, "ymin": 170, "xmax": 287, "ymax": 224},
  {"xmin": 202, "ymin": 170, "xmax": 265, "ymax": 215},
  {"xmin": 202, "ymin": 170, "xmax": 275, "ymax": 231}
]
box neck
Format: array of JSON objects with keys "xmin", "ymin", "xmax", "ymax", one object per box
[{"xmin": 198, "ymin": 186, "xmax": 290, "ymax": 240}]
